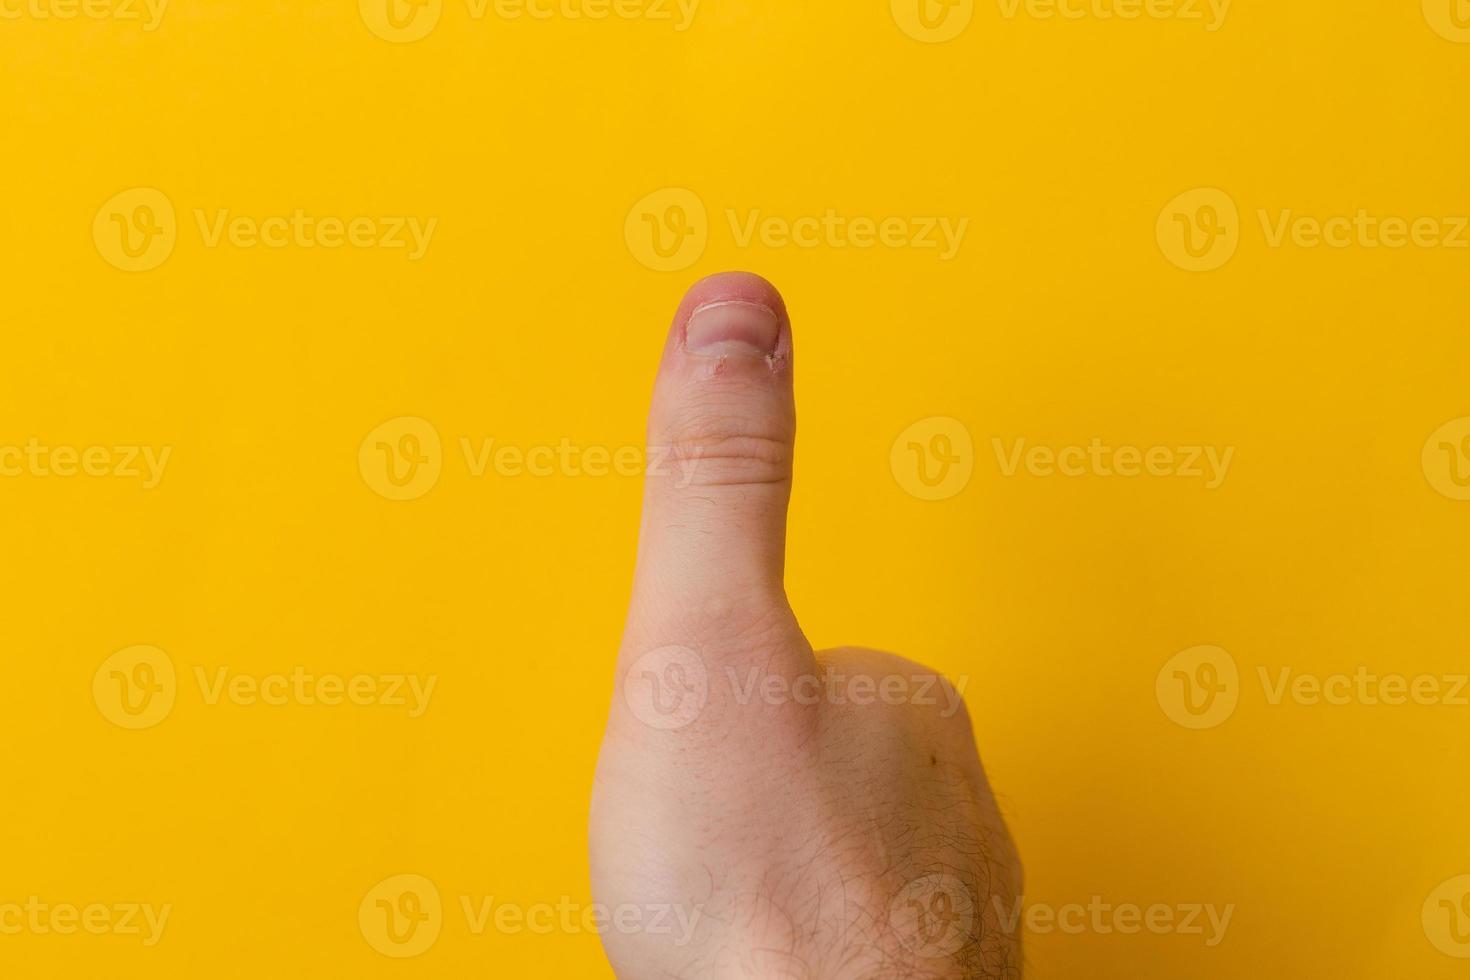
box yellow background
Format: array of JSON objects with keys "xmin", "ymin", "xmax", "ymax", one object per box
[{"xmin": 3, "ymin": 0, "xmax": 1468, "ymax": 976}]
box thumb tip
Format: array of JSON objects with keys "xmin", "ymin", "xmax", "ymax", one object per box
[{"xmin": 672, "ymin": 271, "xmax": 791, "ymax": 358}]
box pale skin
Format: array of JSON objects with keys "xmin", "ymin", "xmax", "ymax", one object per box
[{"xmin": 591, "ymin": 272, "xmax": 1022, "ymax": 979}]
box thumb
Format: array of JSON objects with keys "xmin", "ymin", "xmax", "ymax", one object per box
[{"xmin": 625, "ymin": 272, "xmax": 807, "ymax": 655}]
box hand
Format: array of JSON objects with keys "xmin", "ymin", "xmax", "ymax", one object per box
[{"xmin": 591, "ymin": 272, "xmax": 1022, "ymax": 979}]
